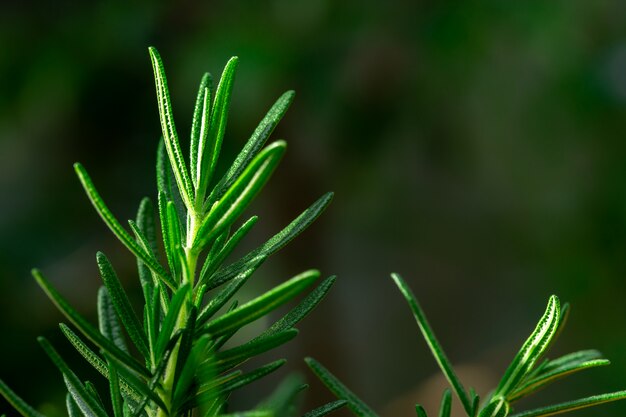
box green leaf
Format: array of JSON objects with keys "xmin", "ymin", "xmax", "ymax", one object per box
[
  {"xmin": 202, "ymin": 270, "xmax": 319, "ymax": 337},
  {"xmin": 257, "ymin": 374, "xmax": 307, "ymax": 417},
  {"xmin": 74, "ymin": 163, "xmax": 174, "ymax": 290},
  {"xmin": 38, "ymin": 337, "xmax": 109, "ymax": 417},
  {"xmin": 536, "ymin": 350, "xmax": 602, "ymax": 374},
  {"xmin": 166, "ymin": 200, "xmax": 187, "ymax": 283},
  {"xmin": 136, "ymin": 197, "xmax": 159, "ymax": 255},
  {"xmin": 108, "ymin": 360, "xmax": 123, "ymax": 417},
  {"xmin": 97, "ymin": 252, "xmax": 150, "ymax": 360},
  {"xmin": 67, "ymin": 393, "xmax": 81, "ymax": 417},
  {"xmin": 196, "ymin": 56, "xmax": 239, "ymax": 204},
  {"xmin": 104, "ymin": 352, "xmax": 169, "ymax": 413},
  {"xmin": 145, "ymin": 286, "xmax": 161, "ymax": 364},
  {"xmin": 302, "ymin": 401, "xmax": 347, "ymax": 417},
  {"xmin": 84, "ymin": 382, "xmax": 106, "ymax": 412},
  {"xmin": 508, "ymin": 391, "xmax": 626, "ymax": 417},
  {"xmin": 478, "ymin": 397, "xmax": 509, "ymax": 417},
  {"xmin": 259, "ymin": 275, "xmax": 336, "ymax": 338},
  {"xmin": 197, "ymin": 256, "xmax": 266, "ymax": 326},
  {"xmin": 391, "ymin": 273, "xmax": 473, "ymax": 416},
  {"xmin": 97, "ymin": 287, "xmax": 129, "ymax": 353},
  {"xmin": 155, "ymin": 283, "xmax": 190, "ymax": 359},
  {"xmin": 508, "ymin": 358, "xmax": 610, "ymax": 402},
  {"xmin": 158, "ymin": 190, "xmax": 180, "ymax": 279},
  {"xmin": 415, "ymin": 405, "xmax": 428, "ymax": 417},
  {"xmin": 0, "ymin": 378, "xmax": 46, "ymax": 417},
  {"xmin": 213, "ymin": 329, "xmax": 298, "ymax": 373},
  {"xmin": 198, "ymin": 216, "xmax": 258, "ymax": 287},
  {"xmin": 186, "ymin": 360, "xmax": 286, "ymax": 410},
  {"xmin": 305, "ymin": 357, "xmax": 379, "ymax": 417},
  {"xmin": 438, "ymin": 390, "xmax": 451, "ymax": 417},
  {"xmin": 190, "ymin": 72, "xmax": 213, "ymax": 188},
  {"xmin": 210, "ymin": 192, "xmax": 333, "ymax": 289},
  {"xmin": 33, "ymin": 269, "xmax": 150, "ymax": 378},
  {"xmin": 148, "ymin": 46, "xmax": 194, "ymax": 210},
  {"xmin": 59, "ymin": 324, "xmax": 142, "ymax": 403},
  {"xmin": 173, "ymin": 334, "xmax": 212, "ymax": 409},
  {"xmin": 208, "ymin": 90, "xmax": 295, "ymax": 204},
  {"xmin": 494, "ymin": 296, "xmax": 561, "ymax": 399},
  {"xmin": 193, "ymin": 141, "xmax": 287, "ymax": 252}
]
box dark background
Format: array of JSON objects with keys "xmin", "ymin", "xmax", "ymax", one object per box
[{"xmin": 2, "ymin": 2, "xmax": 626, "ymax": 416}]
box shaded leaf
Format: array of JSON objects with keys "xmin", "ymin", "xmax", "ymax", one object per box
[
  {"xmin": 74, "ymin": 163, "xmax": 174, "ymax": 289},
  {"xmin": 34, "ymin": 270, "xmax": 150, "ymax": 378},
  {"xmin": 202, "ymin": 270, "xmax": 319, "ymax": 337},
  {"xmin": 391, "ymin": 273, "xmax": 472, "ymax": 415},
  {"xmin": 210, "ymin": 192, "xmax": 333, "ymax": 289},
  {"xmin": 305, "ymin": 358, "xmax": 379, "ymax": 417}
]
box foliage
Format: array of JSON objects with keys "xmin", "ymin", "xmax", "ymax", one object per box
[
  {"xmin": 307, "ymin": 273, "xmax": 626, "ymax": 417},
  {"xmin": 0, "ymin": 47, "xmax": 336, "ymax": 417}
]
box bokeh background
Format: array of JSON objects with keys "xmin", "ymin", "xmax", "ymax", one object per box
[{"xmin": 2, "ymin": 1, "xmax": 626, "ymax": 416}]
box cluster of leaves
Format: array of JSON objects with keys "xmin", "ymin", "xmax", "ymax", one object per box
[
  {"xmin": 307, "ymin": 273, "xmax": 626, "ymax": 417},
  {"xmin": 0, "ymin": 47, "xmax": 339, "ymax": 417}
]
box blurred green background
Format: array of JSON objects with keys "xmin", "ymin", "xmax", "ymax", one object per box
[{"xmin": 2, "ymin": 1, "xmax": 626, "ymax": 416}]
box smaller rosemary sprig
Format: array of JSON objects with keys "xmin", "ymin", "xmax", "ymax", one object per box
[{"xmin": 307, "ymin": 273, "xmax": 626, "ymax": 417}]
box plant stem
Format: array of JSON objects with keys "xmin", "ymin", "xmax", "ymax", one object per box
[{"xmin": 157, "ymin": 210, "xmax": 203, "ymax": 417}]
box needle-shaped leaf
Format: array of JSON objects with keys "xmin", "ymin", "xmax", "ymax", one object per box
[
  {"xmin": 391, "ymin": 273, "xmax": 473, "ymax": 415},
  {"xmin": 302, "ymin": 401, "xmax": 348, "ymax": 417},
  {"xmin": 210, "ymin": 192, "xmax": 333, "ymax": 289},
  {"xmin": 136, "ymin": 197, "xmax": 159, "ymax": 255},
  {"xmin": 74, "ymin": 163, "xmax": 174, "ymax": 290},
  {"xmin": 478, "ymin": 397, "xmax": 509, "ymax": 417},
  {"xmin": 494, "ymin": 296, "xmax": 560, "ymax": 399},
  {"xmin": 438, "ymin": 390, "xmax": 451, "ymax": 417},
  {"xmin": 536, "ymin": 350, "xmax": 603, "ymax": 374},
  {"xmin": 148, "ymin": 47, "xmax": 194, "ymax": 210},
  {"xmin": 196, "ymin": 57, "xmax": 238, "ymax": 204},
  {"xmin": 33, "ymin": 269, "xmax": 150, "ymax": 378},
  {"xmin": 97, "ymin": 287, "xmax": 129, "ymax": 353},
  {"xmin": 258, "ymin": 275, "xmax": 336, "ymax": 338},
  {"xmin": 59, "ymin": 324, "xmax": 142, "ymax": 403},
  {"xmin": 172, "ymin": 335, "xmax": 212, "ymax": 410},
  {"xmin": 305, "ymin": 358, "xmax": 379, "ymax": 417},
  {"xmin": 158, "ymin": 191, "xmax": 180, "ymax": 279},
  {"xmin": 0, "ymin": 378, "xmax": 46, "ymax": 417},
  {"xmin": 415, "ymin": 405, "xmax": 428, "ymax": 417},
  {"xmin": 257, "ymin": 374, "xmax": 307, "ymax": 417},
  {"xmin": 190, "ymin": 72, "xmax": 213, "ymax": 188},
  {"xmin": 84, "ymin": 382, "xmax": 106, "ymax": 413},
  {"xmin": 198, "ymin": 216, "xmax": 259, "ymax": 287},
  {"xmin": 197, "ymin": 256, "xmax": 266, "ymax": 326},
  {"xmin": 103, "ymin": 355, "xmax": 168, "ymax": 415},
  {"xmin": 38, "ymin": 337, "xmax": 109, "ymax": 417},
  {"xmin": 193, "ymin": 141, "xmax": 286, "ymax": 252},
  {"xmin": 508, "ymin": 358, "xmax": 610, "ymax": 402},
  {"xmin": 67, "ymin": 393, "xmax": 81, "ymax": 417},
  {"xmin": 166, "ymin": 200, "xmax": 187, "ymax": 283},
  {"xmin": 107, "ymin": 360, "xmax": 123, "ymax": 417},
  {"xmin": 155, "ymin": 283, "xmax": 190, "ymax": 359},
  {"xmin": 212, "ymin": 329, "xmax": 298, "ymax": 373},
  {"xmin": 202, "ymin": 270, "xmax": 319, "ymax": 337},
  {"xmin": 185, "ymin": 360, "xmax": 286, "ymax": 410},
  {"xmin": 507, "ymin": 391, "xmax": 626, "ymax": 417},
  {"xmin": 208, "ymin": 90, "xmax": 295, "ymax": 205},
  {"xmin": 97, "ymin": 252, "xmax": 150, "ymax": 360}
]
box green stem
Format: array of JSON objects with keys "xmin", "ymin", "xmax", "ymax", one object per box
[{"xmin": 156, "ymin": 213, "xmax": 202, "ymax": 417}]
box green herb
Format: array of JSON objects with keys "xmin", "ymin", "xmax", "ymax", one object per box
[
  {"xmin": 0, "ymin": 47, "xmax": 333, "ymax": 417},
  {"xmin": 307, "ymin": 273, "xmax": 626, "ymax": 417}
]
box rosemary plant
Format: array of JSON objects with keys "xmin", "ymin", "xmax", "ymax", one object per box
[
  {"xmin": 307, "ymin": 273, "xmax": 626, "ymax": 417},
  {"xmin": 0, "ymin": 47, "xmax": 338, "ymax": 417}
]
